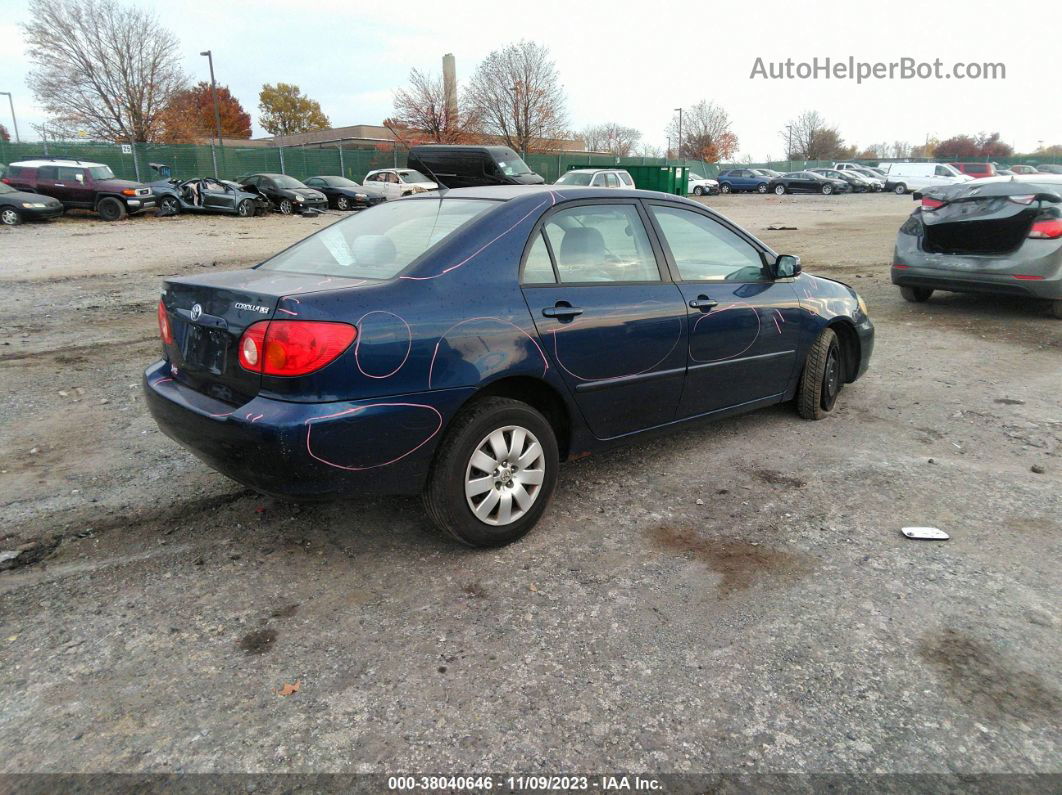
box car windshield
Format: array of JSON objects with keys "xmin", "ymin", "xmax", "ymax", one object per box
[
  {"xmin": 324, "ymin": 177, "xmax": 358, "ymax": 187},
  {"xmin": 258, "ymin": 198, "xmax": 493, "ymax": 279},
  {"xmin": 272, "ymin": 175, "xmax": 307, "ymax": 189},
  {"xmin": 0, "ymin": 183, "xmax": 13, "ymax": 194},
  {"xmin": 88, "ymin": 165, "xmax": 115, "ymax": 180},
  {"xmin": 689, "ymin": 173, "xmax": 704, "ymax": 181},
  {"xmin": 495, "ymin": 150, "xmax": 533, "ymax": 176},
  {"xmin": 398, "ymin": 170, "xmax": 431, "ymax": 184},
  {"xmin": 556, "ymin": 172, "xmax": 593, "ymax": 186},
  {"xmin": 939, "ymin": 164, "xmax": 964, "ymax": 177}
]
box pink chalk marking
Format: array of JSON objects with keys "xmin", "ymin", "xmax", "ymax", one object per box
[
  {"xmin": 305, "ymin": 402, "xmax": 443, "ymax": 471},
  {"xmin": 428, "ymin": 316, "xmax": 549, "ymax": 389},
  {"xmin": 276, "ymin": 308, "xmax": 298, "ymax": 316},
  {"xmin": 354, "ymin": 311, "xmax": 412, "ymax": 379},
  {"xmin": 689, "ymin": 302, "xmax": 762, "ymax": 363},
  {"xmin": 550, "ymin": 309, "xmax": 683, "ymax": 383},
  {"xmin": 152, "ymin": 377, "xmax": 173, "ymax": 386},
  {"xmin": 400, "ymin": 198, "xmax": 551, "ymax": 281}
]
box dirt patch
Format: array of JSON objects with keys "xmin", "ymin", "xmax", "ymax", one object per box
[
  {"xmin": 270, "ymin": 604, "xmax": 299, "ymax": 619},
  {"xmin": 238, "ymin": 629, "xmax": 278, "ymax": 655},
  {"xmin": 751, "ymin": 469, "xmax": 807, "ymax": 489},
  {"xmin": 648, "ymin": 525, "xmax": 813, "ymax": 595},
  {"xmin": 918, "ymin": 628, "xmax": 1061, "ymax": 721}
]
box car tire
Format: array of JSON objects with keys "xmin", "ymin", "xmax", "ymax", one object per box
[
  {"xmin": 278, "ymin": 198, "xmax": 293, "ymax": 215},
  {"xmin": 97, "ymin": 197, "xmax": 127, "ymax": 222},
  {"xmin": 0, "ymin": 207, "xmax": 21, "ymax": 226},
  {"xmin": 774, "ymin": 184, "xmax": 786, "ymax": 195},
  {"xmin": 720, "ymin": 183, "xmax": 731, "ymax": 194},
  {"xmin": 757, "ymin": 183, "xmax": 768, "ymax": 194},
  {"xmin": 900, "ymin": 286, "xmax": 933, "ymax": 303},
  {"xmin": 797, "ymin": 327, "xmax": 843, "ymax": 420},
  {"xmin": 693, "ymin": 186, "xmax": 704, "ymax": 196},
  {"xmin": 158, "ymin": 195, "xmax": 180, "ymax": 215},
  {"xmin": 236, "ymin": 199, "xmax": 254, "ymax": 218},
  {"xmin": 1050, "ymin": 300, "xmax": 1062, "ymax": 320},
  {"xmin": 423, "ymin": 397, "xmax": 559, "ymax": 548},
  {"xmin": 821, "ymin": 184, "xmax": 833, "ymax": 195},
  {"xmin": 336, "ymin": 195, "xmax": 351, "ymax": 210},
  {"xmin": 893, "ymin": 183, "xmax": 907, "ymax": 195}
]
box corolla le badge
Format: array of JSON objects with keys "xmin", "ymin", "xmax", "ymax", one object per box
[{"xmin": 190, "ymin": 303, "xmax": 203, "ymax": 321}]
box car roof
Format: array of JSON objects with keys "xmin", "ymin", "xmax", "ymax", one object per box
[
  {"xmin": 562, "ymin": 168, "xmax": 627, "ymax": 175},
  {"xmin": 405, "ymin": 184, "xmax": 681, "ymax": 202},
  {"xmin": 11, "ymin": 159, "xmax": 107, "ymax": 168}
]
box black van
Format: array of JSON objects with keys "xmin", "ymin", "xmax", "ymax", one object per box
[{"xmin": 407, "ymin": 145, "xmax": 544, "ymax": 189}]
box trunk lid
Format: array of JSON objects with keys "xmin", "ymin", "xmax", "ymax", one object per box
[
  {"xmin": 919, "ymin": 179, "xmax": 1062, "ymax": 256},
  {"xmin": 161, "ymin": 269, "xmax": 363, "ymax": 406}
]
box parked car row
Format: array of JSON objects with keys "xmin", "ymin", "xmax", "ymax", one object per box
[{"xmin": 0, "ymin": 157, "xmax": 414, "ymax": 225}]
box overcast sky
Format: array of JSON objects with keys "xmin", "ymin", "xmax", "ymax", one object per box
[{"xmin": 0, "ymin": 0, "xmax": 1057, "ymax": 158}]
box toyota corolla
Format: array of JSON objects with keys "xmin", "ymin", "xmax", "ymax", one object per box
[{"xmin": 145, "ymin": 186, "xmax": 874, "ymax": 547}]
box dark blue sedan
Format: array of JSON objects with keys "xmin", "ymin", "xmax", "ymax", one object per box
[{"xmin": 145, "ymin": 186, "xmax": 874, "ymax": 547}]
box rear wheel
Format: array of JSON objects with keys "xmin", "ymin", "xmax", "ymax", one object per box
[
  {"xmin": 97, "ymin": 197, "xmax": 127, "ymax": 222},
  {"xmin": 278, "ymin": 198, "xmax": 293, "ymax": 215},
  {"xmin": 0, "ymin": 207, "xmax": 21, "ymax": 226},
  {"xmin": 424, "ymin": 397, "xmax": 559, "ymax": 547},
  {"xmin": 774, "ymin": 184, "xmax": 786, "ymax": 195},
  {"xmin": 893, "ymin": 183, "xmax": 907, "ymax": 195},
  {"xmin": 720, "ymin": 183, "xmax": 732, "ymax": 194},
  {"xmin": 900, "ymin": 286, "xmax": 933, "ymax": 303},
  {"xmin": 821, "ymin": 183, "xmax": 833, "ymax": 195},
  {"xmin": 236, "ymin": 199, "xmax": 254, "ymax": 217},
  {"xmin": 757, "ymin": 183, "xmax": 768, "ymax": 193},
  {"xmin": 336, "ymin": 195, "xmax": 351, "ymax": 210},
  {"xmin": 797, "ymin": 327, "xmax": 842, "ymax": 420}
]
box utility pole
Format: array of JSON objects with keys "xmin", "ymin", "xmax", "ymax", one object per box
[
  {"xmin": 0, "ymin": 92, "xmax": 19, "ymax": 142},
  {"xmin": 786, "ymin": 124, "xmax": 793, "ymax": 171},
  {"xmin": 674, "ymin": 108, "xmax": 683, "ymax": 160},
  {"xmin": 200, "ymin": 50, "xmax": 224, "ymax": 178}
]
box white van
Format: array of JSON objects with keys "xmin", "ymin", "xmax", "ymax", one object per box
[{"xmin": 877, "ymin": 162, "xmax": 971, "ymax": 194}]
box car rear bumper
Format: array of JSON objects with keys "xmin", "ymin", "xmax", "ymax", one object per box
[
  {"xmin": 892, "ymin": 231, "xmax": 1062, "ymax": 300},
  {"xmin": 144, "ymin": 360, "xmax": 474, "ymax": 498}
]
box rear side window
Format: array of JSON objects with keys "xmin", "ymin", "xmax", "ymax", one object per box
[
  {"xmin": 259, "ymin": 198, "xmax": 493, "ymax": 279},
  {"xmin": 543, "ymin": 204, "xmax": 659, "ymax": 283},
  {"xmin": 522, "ymin": 231, "xmax": 556, "ymax": 284},
  {"xmin": 605, "ymin": 173, "xmax": 620, "ymax": 188},
  {"xmin": 38, "ymin": 166, "xmax": 58, "ymax": 180},
  {"xmin": 649, "ymin": 205, "xmax": 765, "ymax": 282},
  {"xmin": 5, "ymin": 166, "xmax": 24, "ymax": 178}
]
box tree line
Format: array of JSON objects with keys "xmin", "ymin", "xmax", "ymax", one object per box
[{"xmin": 14, "ymin": 0, "xmax": 1060, "ymax": 163}]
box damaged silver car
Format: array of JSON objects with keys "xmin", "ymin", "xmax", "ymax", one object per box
[{"xmin": 892, "ymin": 175, "xmax": 1062, "ymax": 318}]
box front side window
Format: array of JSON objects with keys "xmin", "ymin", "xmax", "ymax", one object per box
[
  {"xmin": 542, "ymin": 204, "xmax": 659, "ymax": 283},
  {"xmin": 619, "ymin": 172, "xmax": 634, "ymax": 186},
  {"xmin": 88, "ymin": 166, "xmax": 115, "ymax": 180},
  {"xmin": 650, "ymin": 205, "xmax": 765, "ymax": 282},
  {"xmin": 606, "ymin": 173, "xmax": 620, "ymax": 188},
  {"xmin": 258, "ymin": 198, "xmax": 493, "ymax": 279},
  {"xmin": 57, "ymin": 166, "xmax": 84, "ymax": 181}
]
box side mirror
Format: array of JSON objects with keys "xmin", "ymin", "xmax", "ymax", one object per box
[{"xmin": 773, "ymin": 254, "xmax": 801, "ymax": 279}]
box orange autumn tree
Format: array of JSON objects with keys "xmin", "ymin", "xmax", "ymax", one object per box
[{"xmin": 158, "ymin": 82, "xmax": 252, "ymax": 143}]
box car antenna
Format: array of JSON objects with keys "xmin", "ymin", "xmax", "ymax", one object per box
[{"xmin": 383, "ymin": 122, "xmax": 448, "ymax": 197}]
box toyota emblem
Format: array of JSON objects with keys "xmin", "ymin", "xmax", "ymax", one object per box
[{"xmin": 190, "ymin": 303, "xmax": 203, "ymax": 321}]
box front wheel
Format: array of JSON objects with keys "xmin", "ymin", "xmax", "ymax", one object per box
[
  {"xmin": 720, "ymin": 183, "xmax": 731, "ymax": 194},
  {"xmin": 821, "ymin": 184, "xmax": 833, "ymax": 195},
  {"xmin": 797, "ymin": 327, "xmax": 843, "ymax": 420},
  {"xmin": 336, "ymin": 195, "xmax": 351, "ymax": 210},
  {"xmin": 97, "ymin": 197, "xmax": 127, "ymax": 222},
  {"xmin": 236, "ymin": 199, "xmax": 254, "ymax": 218},
  {"xmin": 278, "ymin": 198, "xmax": 293, "ymax": 215},
  {"xmin": 693, "ymin": 186, "xmax": 704, "ymax": 196},
  {"xmin": 0, "ymin": 207, "xmax": 21, "ymax": 226},
  {"xmin": 423, "ymin": 397, "xmax": 559, "ymax": 547},
  {"xmin": 159, "ymin": 195, "xmax": 180, "ymax": 215},
  {"xmin": 757, "ymin": 183, "xmax": 768, "ymax": 194},
  {"xmin": 774, "ymin": 184, "xmax": 786, "ymax": 195}
]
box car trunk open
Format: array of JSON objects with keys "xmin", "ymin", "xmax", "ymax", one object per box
[{"xmin": 161, "ymin": 269, "xmax": 363, "ymax": 406}]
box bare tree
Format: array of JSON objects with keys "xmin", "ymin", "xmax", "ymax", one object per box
[
  {"xmin": 784, "ymin": 111, "xmax": 852, "ymax": 160},
  {"xmin": 392, "ymin": 68, "xmax": 477, "ymax": 143},
  {"xmin": 666, "ymin": 101, "xmax": 738, "ymax": 161},
  {"xmin": 23, "ymin": 0, "xmax": 186, "ymax": 142},
  {"xmin": 581, "ymin": 122, "xmax": 641, "ymax": 156},
  {"xmin": 636, "ymin": 142, "xmax": 663, "ymax": 158},
  {"xmin": 464, "ymin": 40, "xmax": 568, "ymax": 154}
]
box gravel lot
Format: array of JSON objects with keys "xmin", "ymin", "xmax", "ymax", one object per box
[{"xmin": 1, "ymin": 195, "xmax": 1059, "ymax": 777}]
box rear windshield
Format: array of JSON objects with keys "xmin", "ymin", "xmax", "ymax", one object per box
[
  {"xmin": 258, "ymin": 198, "xmax": 493, "ymax": 279},
  {"xmin": 556, "ymin": 172, "xmax": 593, "ymax": 186}
]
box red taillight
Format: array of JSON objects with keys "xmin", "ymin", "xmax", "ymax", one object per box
[
  {"xmin": 921, "ymin": 198, "xmax": 945, "ymax": 210},
  {"xmin": 157, "ymin": 300, "xmax": 173, "ymax": 344},
  {"xmin": 1028, "ymin": 219, "xmax": 1062, "ymax": 240},
  {"xmin": 1013, "ymin": 274, "xmax": 1045, "ymax": 281},
  {"xmin": 238, "ymin": 320, "xmax": 356, "ymax": 376}
]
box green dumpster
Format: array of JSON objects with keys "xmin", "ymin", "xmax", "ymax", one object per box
[{"xmin": 566, "ymin": 164, "xmax": 689, "ymax": 195}]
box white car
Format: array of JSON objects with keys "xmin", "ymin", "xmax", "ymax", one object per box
[
  {"xmin": 363, "ymin": 168, "xmax": 438, "ymax": 198},
  {"xmin": 876, "ymin": 162, "xmax": 972, "ymax": 194},
  {"xmin": 554, "ymin": 168, "xmax": 635, "ymax": 188},
  {"xmin": 687, "ymin": 172, "xmax": 720, "ymax": 196}
]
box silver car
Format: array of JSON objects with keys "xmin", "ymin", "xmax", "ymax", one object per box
[{"xmin": 891, "ymin": 175, "xmax": 1062, "ymax": 317}]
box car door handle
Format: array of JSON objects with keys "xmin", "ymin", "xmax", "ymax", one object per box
[
  {"xmin": 542, "ymin": 305, "xmax": 583, "ymax": 319},
  {"xmin": 688, "ymin": 297, "xmax": 718, "ymax": 311}
]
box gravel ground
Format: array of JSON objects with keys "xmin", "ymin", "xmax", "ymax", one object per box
[{"xmin": 0, "ymin": 195, "xmax": 1059, "ymax": 776}]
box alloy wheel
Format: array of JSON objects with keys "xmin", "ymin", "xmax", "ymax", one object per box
[
  {"xmin": 464, "ymin": 425, "xmax": 546, "ymax": 526},
  {"xmin": 1, "ymin": 208, "xmax": 19, "ymax": 225}
]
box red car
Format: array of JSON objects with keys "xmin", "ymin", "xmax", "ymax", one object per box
[
  {"xmin": 949, "ymin": 162, "xmax": 997, "ymax": 179},
  {"xmin": 2, "ymin": 158, "xmax": 155, "ymax": 220}
]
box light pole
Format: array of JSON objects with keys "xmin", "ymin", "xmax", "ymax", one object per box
[
  {"xmin": 674, "ymin": 107, "xmax": 683, "ymax": 161},
  {"xmin": 786, "ymin": 124, "xmax": 793, "ymax": 171},
  {"xmin": 0, "ymin": 92, "xmax": 19, "ymax": 143},
  {"xmin": 200, "ymin": 50, "xmax": 224, "ymax": 177}
]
